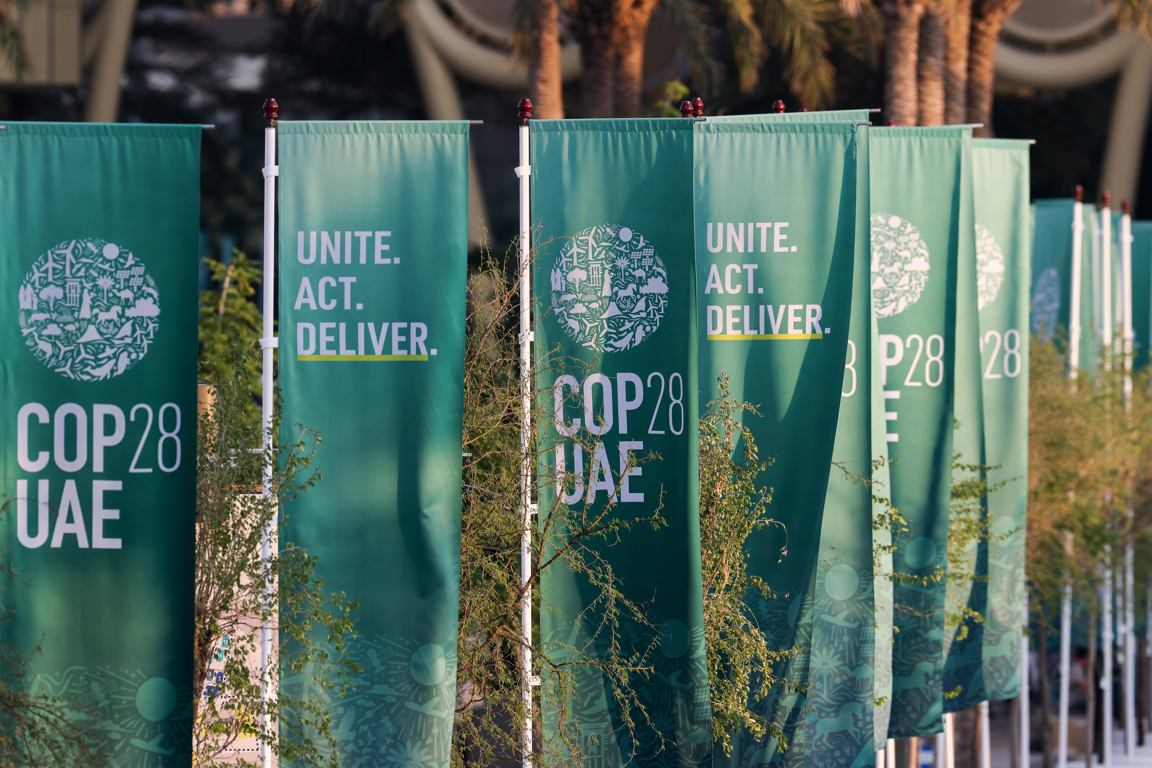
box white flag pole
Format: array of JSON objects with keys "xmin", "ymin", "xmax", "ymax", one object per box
[
  {"xmin": 1058, "ymin": 187, "xmax": 1083, "ymax": 768},
  {"xmin": 1103, "ymin": 193, "xmax": 1114, "ymax": 369},
  {"xmin": 979, "ymin": 701, "xmax": 991, "ymax": 768},
  {"xmin": 259, "ymin": 97, "xmax": 280, "ymax": 768},
  {"xmin": 1104, "ymin": 551, "xmax": 1115, "ymax": 767},
  {"xmin": 1021, "ymin": 592, "xmax": 1030, "ymax": 768},
  {"xmin": 1121, "ymin": 200, "xmax": 1137, "ymax": 758},
  {"xmin": 516, "ymin": 97, "xmax": 536, "ymax": 768}
]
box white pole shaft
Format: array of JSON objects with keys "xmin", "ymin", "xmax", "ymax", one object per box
[
  {"xmin": 945, "ymin": 713, "xmax": 956, "ymax": 768},
  {"xmin": 936, "ymin": 730, "xmax": 946, "ymax": 768},
  {"xmin": 979, "ymin": 701, "xmax": 991, "ymax": 768},
  {"xmin": 517, "ymin": 119, "xmax": 533, "ymax": 768},
  {"xmin": 1070, "ymin": 201, "xmax": 1084, "ymax": 378},
  {"xmin": 887, "ymin": 738, "xmax": 896, "ymax": 768},
  {"xmin": 1104, "ymin": 555, "xmax": 1115, "ymax": 768},
  {"xmin": 1059, "ymin": 579, "xmax": 1071, "ymax": 768},
  {"xmin": 260, "ymin": 122, "xmax": 277, "ymax": 768},
  {"xmin": 1126, "ymin": 536, "xmax": 1136, "ymax": 757},
  {"xmin": 1104, "ymin": 208, "xmax": 1114, "ymax": 363},
  {"xmin": 1122, "ymin": 211, "xmax": 1134, "ymax": 387},
  {"xmin": 1021, "ymin": 592, "xmax": 1030, "ymax": 768}
]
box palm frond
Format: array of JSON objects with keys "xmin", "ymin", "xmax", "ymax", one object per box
[
  {"xmin": 709, "ymin": 0, "xmax": 766, "ymax": 93},
  {"xmin": 756, "ymin": 0, "xmax": 841, "ymax": 108},
  {"xmin": 1109, "ymin": 0, "xmax": 1152, "ymax": 41}
]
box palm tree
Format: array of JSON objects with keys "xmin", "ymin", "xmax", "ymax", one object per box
[
  {"xmin": 879, "ymin": 0, "xmax": 929, "ymax": 126},
  {"xmin": 965, "ymin": 0, "xmax": 1018, "ymax": 136}
]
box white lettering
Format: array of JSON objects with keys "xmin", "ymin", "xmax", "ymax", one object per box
[{"xmin": 18, "ymin": 403, "xmax": 49, "ymax": 472}]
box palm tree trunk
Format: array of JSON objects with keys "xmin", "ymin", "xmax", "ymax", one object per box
[
  {"xmin": 571, "ymin": 1, "xmax": 617, "ymax": 118},
  {"xmin": 944, "ymin": 0, "xmax": 971, "ymax": 124},
  {"xmin": 917, "ymin": 1, "xmax": 946, "ymax": 126},
  {"xmin": 967, "ymin": 0, "xmax": 1020, "ymax": 137},
  {"xmin": 527, "ymin": 0, "xmax": 564, "ymax": 119},
  {"xmin": 613, "ymin": 32, "xmax": 645, "ymax": 118},
  {"xmin": 611, "ymin": 0, "xmax": 659, "ymax": 118},
  {"xmin": 881, "ymin": 0, "xmax": 929, "ymax": 126}
]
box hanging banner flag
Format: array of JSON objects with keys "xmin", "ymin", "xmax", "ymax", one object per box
[
  {"xmin": 871, "ymin": 127, "xmax": 968, "ymax": 738},
  {"xmin": 1131, "ymin": 222, "xmax": 1152, "ymax": 371},
  {"xmin": 941, "ymin": 133, "xmax": 986, "ymax": 712},
  {"xmin": 532, "ymin": 119, "xmax": 709, "ymax": 768},
  {"xmin": 0, "ymin": 123, "xmax": 200, "ymax": 762},
  {"xmin": 969, "ymin": 140, "xmax": 1032, "ymax": 701},
  {"xmin": 693, "ymin": 121, "xmax": 858, "ymax": 766},
  {"xmin": 279, "ymin": 121, "xmax": 469, "ymax": 767},
  {"xmin": 709, "ymin": 109, "xmax": 872, "ymax": 124},
  {"xmin": 1030, "ymin": 200, "xmax": 1096, "ymax": 373},
  {"xmin": 795, "ymin": 125, "xmax": 895, "ymax": 768}
]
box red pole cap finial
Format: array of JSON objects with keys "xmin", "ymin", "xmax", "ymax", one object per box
[
  {"xmin": 263, "ymin": 98, "xmax": 278, "ymax": 126},
  {"xmin": 886, "ymin": 119, "xmax": 895, "ymax": 127},
  {"xmin": 772, "ymin": 99, "xmax": 786, "ymax": 113},
  {"xmin": 680, "ymin": 101, "xmax": 693, "ymax": 118},
  {"xmin": 1103, "ymin": 191, "xmax": 1112, "ymax": 207},
  {"xmin": 518, "ymin": 98, "xmax": 533, "ymax": 123},
  {"xmin": 1123, "ymin": 199, "xmax": 1131, "ymax": 215},
  {"xmin": 1075, "ymin": 185, "xmax": 1083, "ymax": 202},
  {"xmin": 800, "ymin": 107, "xmax": 809, "ymax": 112},
  {"xmin": 693, "ymin": 97, "xmax": 704, "ymax": 117}
]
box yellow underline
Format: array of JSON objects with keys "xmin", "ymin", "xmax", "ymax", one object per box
[
  {"xmin": 708, "ymin": 333, "xmax": 823, "ymax": 340},
  {"xmin": 297, "ymin": 354, "xmax": 430, "ymax": 361}
]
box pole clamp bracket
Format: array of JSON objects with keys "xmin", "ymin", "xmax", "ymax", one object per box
[
  {"xmin": 520, "ymin": 331, "xmax": 534, "ymax": 344},
  {"xmin": 260, "ymin": 337, "xmax": 279, "ymax": 349},
  {"xmin": 515, "ymin": 165, "xmax": 531, "ymax": 179},
  {"xmin": 262, "ymin": 165, "xmax": 280, "ymax": 178},
  {"xmin": 528, "ymin": 675, "xmax": 542, "ymax": 687},
  {"xmin": 529, "ymin": 503, "xmax": 538, "ymax": 516}
]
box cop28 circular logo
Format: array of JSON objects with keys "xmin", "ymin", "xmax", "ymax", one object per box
[
  {"xmin": 975, "ymin": 223, "xmax": 1006, "ymax": 311},
  {"xmin": 870, "ymin": 213, "xmax": 930, "ymax": 319},
  {"xmin": 17, "ymin": 238, "xmax": 160, "ymax": 381},
  {"xmin": 549, "ymin": 224, "xmax": 668, "ymax": 352}
]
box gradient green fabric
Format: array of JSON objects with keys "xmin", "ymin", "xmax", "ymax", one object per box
[
  {"xmin": 709, "ymin": 110, "xmax": 872, "ymax": 124},
  {"xmin": 692, "ymin": 121, "xmax": 858, "ymax": 767},
  {"xmin": 801, "ymin": 124, "xmax": 895, "ymax": 768},
  {"xmin": 278, "ymin": 121, "xmax": 469, "ymax": 768},
  {"xmin": 1131, "ymin": 222, "xmax": 1152, "ymax": 371},
  {"xmin": 531, "ymin": 119, "xmax": 710, "ymax": 768},
  {"xmin": 941, "ymin": 135, "xmax": 987, "ymax": 713},
  {"xmin": 870, "ymin": 127, "xmax": 967, "ymax": 738},
  {"xmin": 1030, "ymin": 200, "xmax": 1096, "ymax": 373},
  {"xmin": 0, "ymin": 123, "xmax": 200, "ymax": 764},
  {"xmin": 971, "ymin": 140, "xmax": 1032, "ymax": 700}
]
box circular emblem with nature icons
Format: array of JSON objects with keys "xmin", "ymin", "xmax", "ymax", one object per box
[
  {"xmin": 870, "ymin": 213, "xmax": 931, "ymax": 319},
  {"xmin": 975, "ymin": 223, "xmax": 1006, "ymax": 311},
  {"xmin": 549, "ymin": 224, "xmax": 669, "ymax": 352},
  {"xmin": 17, "ymin": 238, "xmax": 160, "ymax": 382}
]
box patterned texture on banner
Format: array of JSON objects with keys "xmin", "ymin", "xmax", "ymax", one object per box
[
  {"xmin": 1030, "ymin": 200, "xmax": 1096, "ymax": 375},
  {"xmin": 278, "ymin": 121, "xmax": 469, "ymax": 768},
  {"xmin": 870, "ymin": 127, "xmax": 967, "ymax": 738},
  {"xmin": 970, "ymin": 140, "xmax": 1030, "ymax": 701},
  {"xmin": 941, "ymin": 134, "xmax": 988, "ymax": 713},
  {"xmin": 0, "ymin": 123, "xmax": 200, "ymax": 766},
  {"xmin": 531, "ymin": 119, "xmax": 710, "ymax": 768},
  {"xmin": 693, "ymin": 121, "xmax": 857, "ymax": 768}
]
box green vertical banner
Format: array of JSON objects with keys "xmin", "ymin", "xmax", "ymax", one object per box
[
  {"xmin": 278, "ymin": 122, "xmax": 469, "ymax": 766},
  {"xmin": 0, "ymin": 123, "xmax": 200, "ymax": 763},
  {"xmin": 1030, "ymin": 200, "xmax": 1096, "ymax": 372},
  {"xmin": 532, "ymin": 119, "xmax": 709, "ymax": 768},
  {"xmin": 693, "ymin": 122, "xmax": 858, "ymax": 766},
  {"xmin": 709, "ymin": 110, "xmax": 872, "ymax": 124},
  {"xmin": 970, "ymin": 140, "xmax": 1031, "ymax": 700},
  {"xmin": 870, "ymin": 127, "xmax": 967, "ymax": 738},
  {"xmin": 941, "ymin": 138, "xmax": 988, "ymax": 710},
  {"xmin": 1131, "ymin": 222, "xmax": 1152, "ymax": 371}
]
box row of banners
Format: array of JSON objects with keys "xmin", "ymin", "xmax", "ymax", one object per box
[{"xmin": 0, "ymin": 114, "xmax": 1132, "ymax": 768}]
